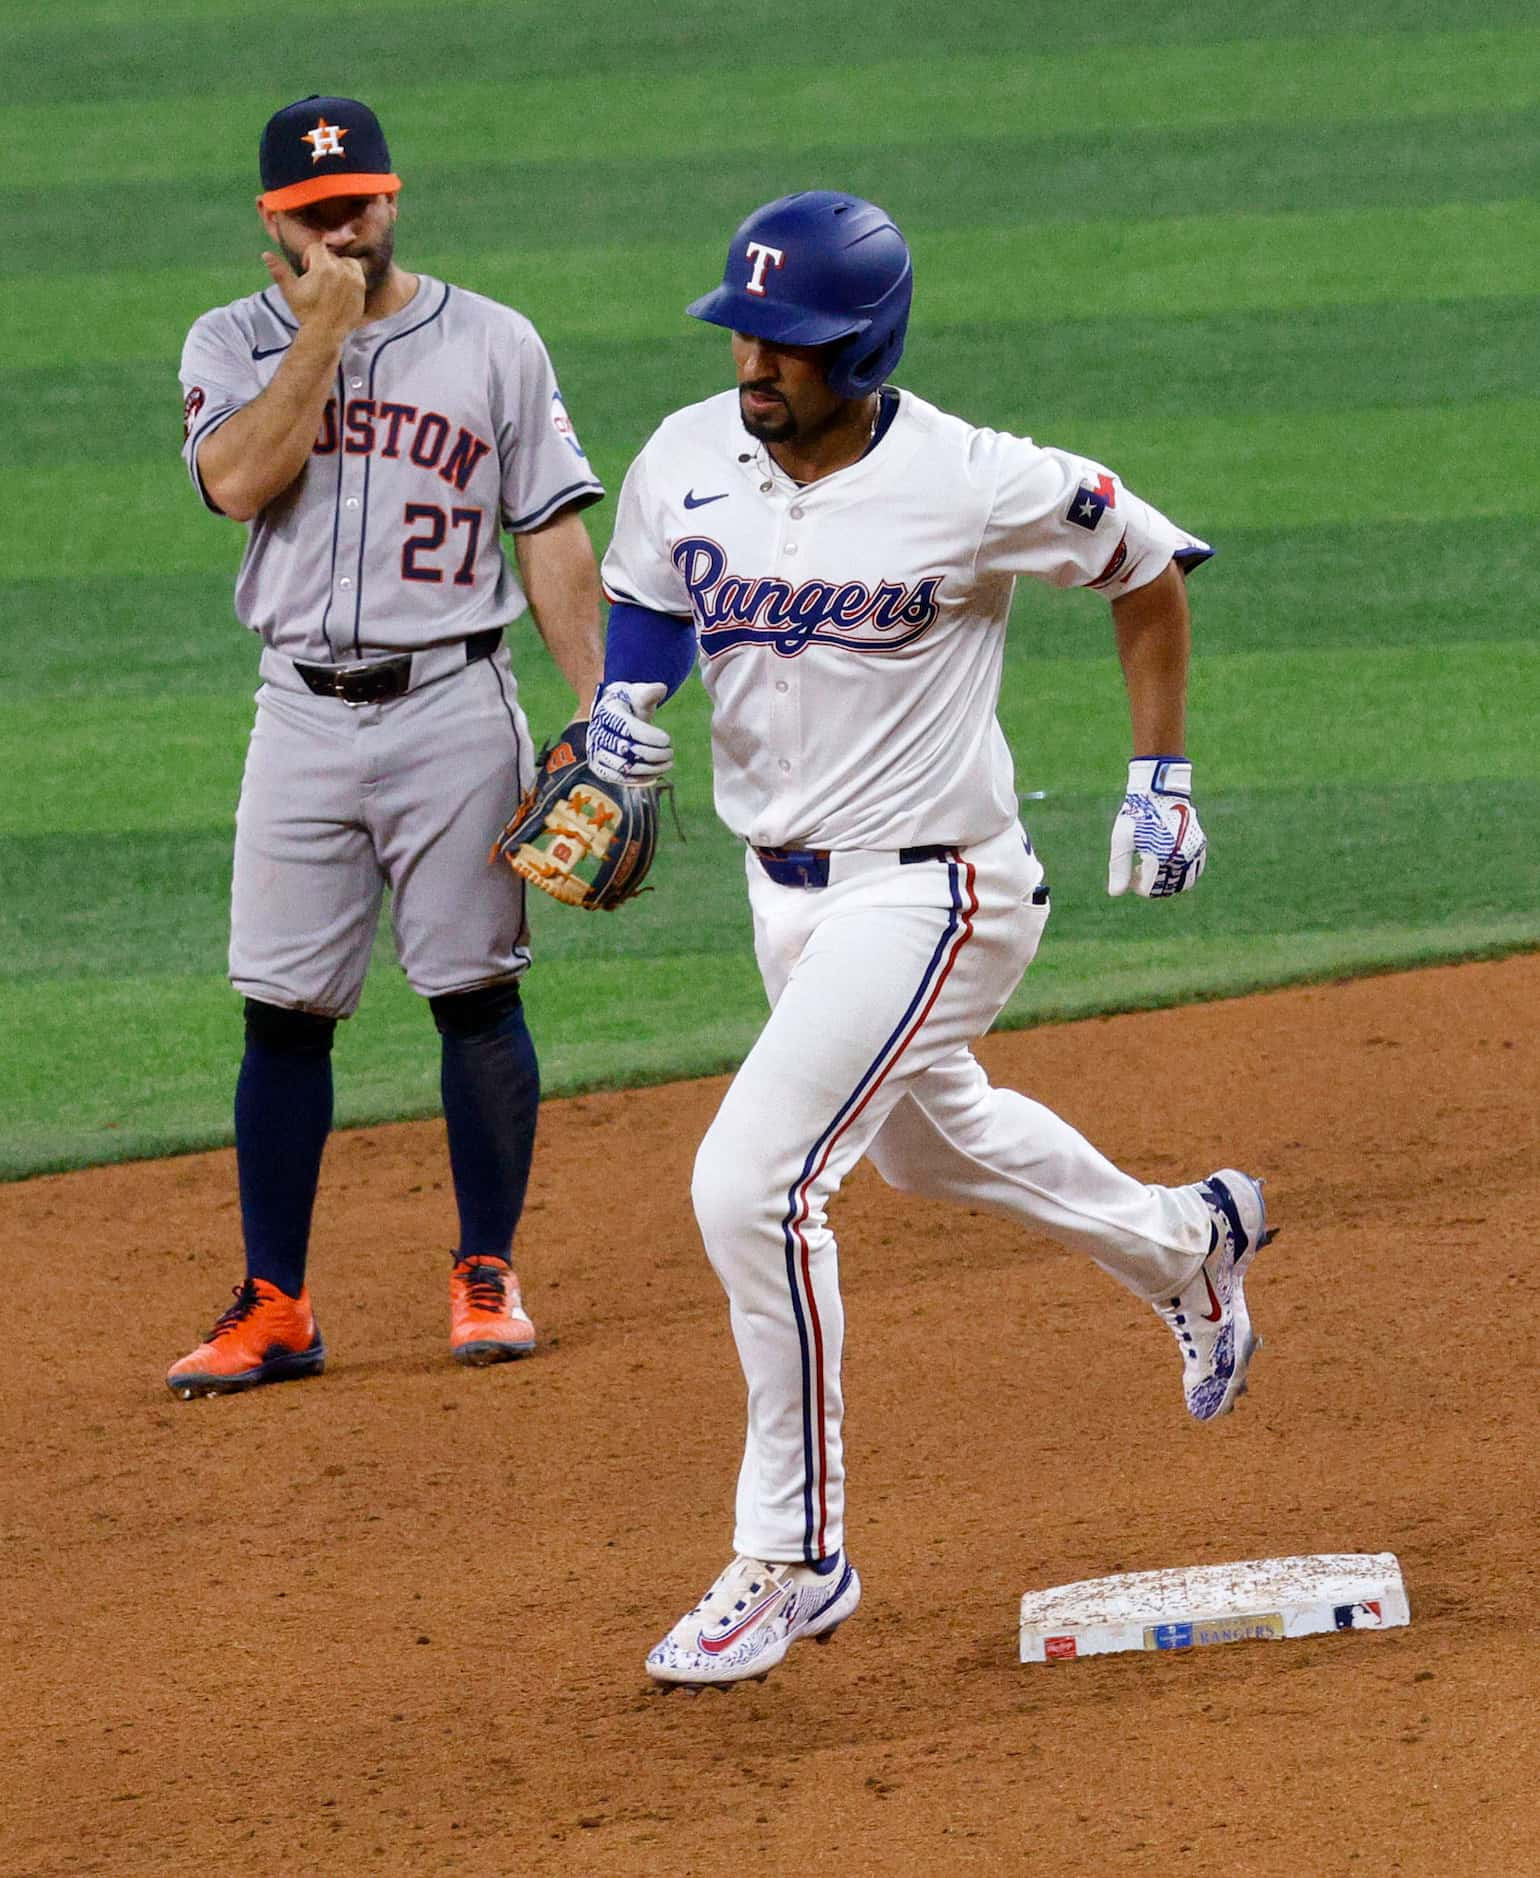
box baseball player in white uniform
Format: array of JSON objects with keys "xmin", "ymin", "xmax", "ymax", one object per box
[
  {"xmin": 166, "ymin": 96, "xmax": 604, "ymax": 1397},
  {"xmin": 586, "ymin": 192, "xmax": 1273, "ymax": 1686}
]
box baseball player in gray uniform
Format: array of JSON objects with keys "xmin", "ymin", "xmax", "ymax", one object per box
[
  {"xmin": 167, "ymin": 96, "xmax": 604, "ymax": 1397},
  {"xmin": 588, "ymin": 192, "xmax": 1273, "ymax": 1686}
]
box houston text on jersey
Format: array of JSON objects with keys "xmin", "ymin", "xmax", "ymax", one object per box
[{"xmin": 312, "ymin": 397, "xmax": 491, "ymax": 491}]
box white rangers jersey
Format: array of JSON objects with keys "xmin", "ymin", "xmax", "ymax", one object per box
[
  {"xmin": 601, "ymin": 388, "xmax": 1209, "ymax": 851},
  {"xmin": 179, "ymin": 276, "xmax": 603, "ymax": 659}
]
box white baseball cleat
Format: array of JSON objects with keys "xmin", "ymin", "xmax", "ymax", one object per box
[
  {"xmin": 646, "ymin": 1550, "xmax": 861, "ymax": 1688},
  {"xmin": 1155, "ymin": 1169, "xmax": 1275, "ymax": 1423}
]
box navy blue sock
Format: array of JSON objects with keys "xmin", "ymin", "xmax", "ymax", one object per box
[
  {"xmin": 809, "ymin": 1552, "xmax": 843, "ymax": 1575},
  {"xmin": 235, "ymin": 1002, "xmax": 335, "ymax": 1297},
  {"xmin": 432, "ymin": 986, "xmax": 540, "ymax": 1260}
]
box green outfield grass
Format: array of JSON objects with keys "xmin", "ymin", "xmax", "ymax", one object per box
[{"xmin": 2, "ymin": 1, "xmax": 1537, "ymax": 1179}]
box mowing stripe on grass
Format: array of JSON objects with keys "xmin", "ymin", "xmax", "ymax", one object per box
[
  {"xmin": 9, "ymin": 905, "xmax": 1536, "ymax": 1182},
  {"xmin": 15, "ymin": 107, "xmax": 1540, "ymax": 283},
  {"xmin": 1016, "ymin": 779, "xmax": 1540, "ymax": 941},
  {"xmin": 5, "ymin": 639, "xmax": 1531, "ymax": 850},
  {"xmin": 14, "ymin": 198, "xmax": 1535, "ymax": 369},
  {"xmin": 6, "ymin": 297, "xmax": 1533, "ymax": 478},
  {"xmin": 4, "ymin": 519, "xmax": 1533, "ymax": 703},
  {"xmin": 908, "ymin": 201, "xmax": 1537, "ymax": 330},
  {"xmin": 994, "ymin": 918, "xmax": 1540, "ymax": 1034},
  {"xmin": 0, "ymin": 946, "xmax": 769, "ymax": 1180},
  {"xmin": 4, "ymin": 0, "xmax": 1535, "ymax": 1179},
  {"xmin": 905, "ymin": 297, "xmax": 1537, "ymax": 428},
  {"xmin": 1026, "ymin": 517, "xmax": 1540, "ymax": 657},
  {"xmin": 1000, "ymin": 643, "xmax": 1540, "ymax": 792},
  {"xmin": 6, "ymin": 399, "xmax": 1531, "ymax": 582},
  {"xmin": 0, "ymin": 694, "xmax": 252, "ymax": 835},
  {"xmin": 5, "ymin": 29, "xmax": 1536, "ymax": 183}
]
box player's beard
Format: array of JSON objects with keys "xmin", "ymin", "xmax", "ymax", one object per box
[
  {"xmin": 738, "ymin": 386, "xmax": 796, "ymax": 443},
  {"xmin": 354, "ymin": 222, "xmax": 396, "ymax": 294},
  {"xmin": 280, "ymin": 224, "xmax": 396, "ymax": 296}
]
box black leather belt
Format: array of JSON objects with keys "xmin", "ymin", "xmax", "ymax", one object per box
[
  {"xmin": 293, "ymin": 627, "xmax": 502, "ymax": 705},
  {"xmin": 753, "ymin": 843, "xmax": 954, "ymax": 890}
]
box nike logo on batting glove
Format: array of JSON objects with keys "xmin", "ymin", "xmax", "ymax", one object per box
[{"xmin": 1107, "ymin": 757, "xmax": 1208, "ymax": 899}]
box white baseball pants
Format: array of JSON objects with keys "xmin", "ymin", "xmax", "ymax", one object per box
[{"xmin": 691, "ymin": 823, "xmax": 1213, "ymax": 1565}]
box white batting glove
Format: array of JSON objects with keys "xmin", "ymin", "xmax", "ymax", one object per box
[
  {"xmin": 1107, "ymin": 757, "xmax": 1208, "ymax": 899},
  {"xmin": 586, "ymin": 680, "xmax": 673, "ymax": 786}
]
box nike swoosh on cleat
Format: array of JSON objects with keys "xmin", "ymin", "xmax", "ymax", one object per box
[
  {"xmin": 683, "ymin": 489, "xmax": 728, "ymax": 509},
  {"xmin": 1200, "ymin": 1271, "xmax": 1223, "ymax": 1322},
  {"xmin": 252, "ymin": 343, "xmax": 291, "ymax": 360},
  {"xmin": 808, "ymin": 1564, "xmax": 853, "ymax": 1620},
  {"xmin": 697, "ymin": 1586, "xmax": 786, "ymax": 1655}
]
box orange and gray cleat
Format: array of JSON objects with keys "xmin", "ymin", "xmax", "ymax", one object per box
[
  {"xmin": 166, "ymin": 1277, "xmax": 325, "ymax": 1399},
  {"xmin": 449, "ymin": 1255, "xmax": 536, "ymax": 1365}
]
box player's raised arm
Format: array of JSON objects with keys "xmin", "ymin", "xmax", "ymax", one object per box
[{"xmin": 195, "ymin": 243, "xmax": 367, "ymax": 521}]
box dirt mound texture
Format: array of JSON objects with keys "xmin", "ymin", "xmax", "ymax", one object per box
[{"xmin": 5, "ymin": 957, "xmax": 1536, "ymax": 1876}]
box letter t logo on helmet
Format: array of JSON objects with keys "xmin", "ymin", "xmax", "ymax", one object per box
[
  {"xmin": 687, "ymin": 190, "xmax": 914, "ymax": 399},
  {"xmin": 744, "ymin": 242, "xmax": 786, "ymax": 296}
]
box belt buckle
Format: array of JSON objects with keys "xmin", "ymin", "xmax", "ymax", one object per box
[
  {"xmin": 335, "ymin": 654, "xmax": 410, "ymax": 706},
  {"xmin": 756, "ymin": 846, "xmax": 830, "ymax": 890},
  {"xmin": 332, "ymin": 659, "xmax": 378, "ymax": 709}
]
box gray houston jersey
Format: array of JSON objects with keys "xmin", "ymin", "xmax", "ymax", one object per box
[{"xmin": 179, "ymin": 275, "xmax": 604, "ymax": 659}]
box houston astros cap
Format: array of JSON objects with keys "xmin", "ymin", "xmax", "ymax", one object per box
[{"xmin": 258, "ymin": 95, "xmax": 401, "ymax": 213}]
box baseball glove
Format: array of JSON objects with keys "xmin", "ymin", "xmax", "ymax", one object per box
[{"xmin": 492, "ymin": 720, "xmax": 661, "ymax": 910}]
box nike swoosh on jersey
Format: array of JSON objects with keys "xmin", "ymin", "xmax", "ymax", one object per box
[
  {"xmin": 251, "ymin": 343, "xmax": 291, "ymax": 360},
  {"xmin": 683, "ymin": 489, "xmax": 729, "ymax": 509}
]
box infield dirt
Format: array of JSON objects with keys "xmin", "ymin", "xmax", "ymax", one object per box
[{"xmin": 4, "ymin": 956, "xmax": 1537, "ymax": 1876}]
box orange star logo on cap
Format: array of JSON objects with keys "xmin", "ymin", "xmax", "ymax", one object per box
[{"xmin": 301, "ymin": 118, "xmax": 348, "ymax": 162}]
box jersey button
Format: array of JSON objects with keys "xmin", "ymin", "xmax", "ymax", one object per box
[
  {"xmin": 339, "ymin": 578, "xmax": 353, "ymax": 589},
  {"xmin": 775, "ymin": 681, "xmax": 788, "ymax": 694},
  {"xmin": 350, "ymin": 377, "xmax": 363, "ymax": 390},
  {"xmin": 346, "ymin": 497, "xmax": 360, "ymax": 511},
  {"xmin": 783, "ymin": 543, "xmax": 798, "ymax": 557},
  {"xmin": 778, "ymin": 760, "xmax": 791, "ymax": 773},
  {"xmin": 759, "ymin": 481, "xmax": 773, "ymax": 493},
  {"xmin": 789, "ymin": 506, "xmax": 805, "ymax": 520}
]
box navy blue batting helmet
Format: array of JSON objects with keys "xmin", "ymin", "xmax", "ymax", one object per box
[{"xmin": 686, "ymin": 191, "xmax": 913, "ymax": 399}]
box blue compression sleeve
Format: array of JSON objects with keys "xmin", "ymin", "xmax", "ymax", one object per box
[{"xmin": 603, "ymin": 601, "xmax": 696, "ymax": 698}]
